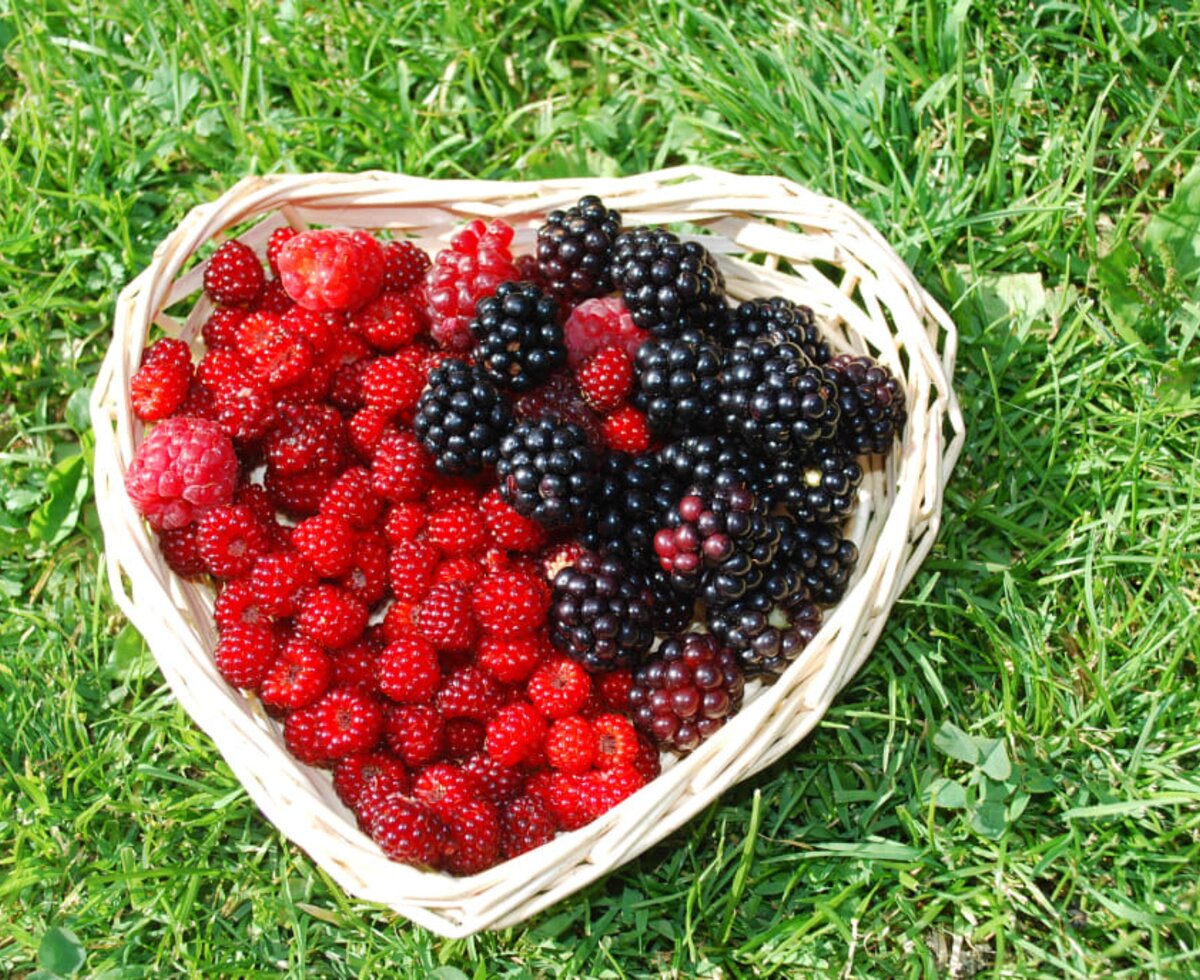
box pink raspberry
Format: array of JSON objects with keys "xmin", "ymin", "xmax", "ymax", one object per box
[
  {"xmin": 277, "ymin": 229, "xmax": 386, "ymax": 313},
  {"xmin": 563, "ymin": 296, "xmax": 649, "ymax": 369},
  {"xmin": 426, "ymin": 219, "xmax": 518, "ymax": 351},
  {"xmin": 125, "ymin": 416, "xmax": 238, "ymax": 531}
]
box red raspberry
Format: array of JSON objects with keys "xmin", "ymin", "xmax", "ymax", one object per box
[
  {"xmin": 540, "ymin": 539, "xmax": 586, "ymax": 582},
  {"xmin": 527, "ymin": 657, "xmax": 592, "ymax": 720},
  {"xmin": 260, "ymin": 636, "xmax": 332, "ymax": 710},
  {"xmin": 443, "ymin": 800, "xmax": 501, "ymax": 875},
  {"xmin": 204, "ymin": 240, "xmax": 265, "ymax": 308},
  {"xmin": 412, "ymin": 763, "xmax": 481, "ymax": 818},
  {"xmin": 477, "ymin": 632, "xmax": 547, "ymax": 684},
  {"xmin": 347, "ymin": 407, "xmax": 393, "ymax": 460},
  {"xmin": 563, "ymin": 295, "xmax": 648, "ymax": 369},
  {"xmin": 210, "ymin": 373, "xmax": 277, "ymax": 444},
  {"xmin": 590, "ymin": 764, "xmax": 645, "ymax": 814},
  {"xmin": 433, "ymin": 557, "xmax": 484, "ymax": 587},
  {"xmin": 157, "ymin": 524, "xmax": 206, "ymax": 578},
  {"xmin": 196, "ymin": 347, "xmax": 247, "ymax": 391},
  {"xmin": 485, "ymin": 701, "xmax": 546, "ymax": 767},
  {"xmin": 599, "ymin": 404, "xmax": 652, "ymax": 454},
  {"xmin": 388, "ymin": 538, "xmax": 439, "ymax": 602},
  {"xmin": 539, "ymin": 771, "xmax": 593, "ymax": 831},
  {"xmin": 295, "ymin": 584, "xmax": 368, "ymax": 649},
  {"xmin": 424, "ymin": 476, "xmax": 483, "ymax": 510},
  {"xmin": 214, "ymin": 578, "xmax": 273, "ymax": 631},
  {"xmin": 329, "ymin": 640, "xmax": 380, "ymax": 695},
  {"xmin": 415, "ymin": 581, "xmax": 476, "ymax": 653},
  {"xmin": 277, "ymin": 229, "xmax": 385, "ymax": 313},
  {"xmin": 590, "ymin": 713, "xmax": 639, "ymax": 769},
  {"xmin": 267, "ymin": 226, "xmax": 299, "ymax": 277},
  {"xmin": 375, "ymin": 636, "xmax": 441, "ymax": 704},
  {"xmin": 264, "ymin": 469, "xmax": 334, "ymax": 519},
  {"xmin": 596, "ymin": 668, "xmax": 634, "ymax": 712},
  {"xmin": 291, "ymin": 513, "xmax": 356, "ymax": 577},
  {"xmin": 282, "ymin": 705, "xmax": 325, "ymax": 765},
  {"xmin": 319, "ymin": 466, "xmax": 384, "ymax": 529},
  {"xmin": 125, "ymin": 416, "xmax": 238, "ymax": 531},
  {"xmin": 631, "ymin": 734, "xmax": 662, "ymax": 784},
  {"xmin": 214, "ymin": 622, "xmax": 277, "ymax": 690},
  {"xmin": 339, "ymin": 531, "xmax": 389, "ymax": 606},
  {"xmin": 333, "ymin": 750, "xmax": 409, "ymax": 810},
  {"xmin": 234, "ymin": 311, "xmax": 314, "ymax": 391},
  {"xmin": 359, "ymin": 354, "xmax": 425, "ymax": 418},
  {"xmin": 437, "ymin": 665, "xmax": 506, "ymax": 723},
  {"xmin": 173, "ymin": 380, "xmax": 215, "ymax": 421},
  {"xmin": 426, "ymin": 504, "xmax": 485, "ymax": 557},
  {"xmin": 444, "ymin": 718, "xmax": 486, "ymax": 760},
  {"xmin": 255, "ymin": 278, "xmax": 294, "ymax": 315},
  {"xmin": 577, "ymin": 345, "xmax": 634, "ymax": 413},
  {"xmin": 479, "ymin": 488, "xmax": 546, "ymax": 553},
  {"xmin": 295, "ymin": 687, "xmax": 383, "ymax": 762},
  {"xmin": 353, "ymin": 292, "xmax": 424, "ymax": 352},
  {"xmin": 282, "ymin": 306, "xmax": 342, "ymax": 358},
  {"xmin": 427, "ymin": 219, "xmax": 518, "ymax": 351},
  {"xmin": 131, "ymin": 338, "xmax": 194, "ymax": 421},
  {"xmin": 472, "ymin": 568, "xmax": 550, "ymax": 638},
  {"xmin": 500, "ymin": 795, "xmax": 558, "ymax": 858},
  {"xmin": 201, "ymin": 306, "xmax": 248, "ymax": 350},
  {"xmin": 234, "ymin": 481, "xmax": 282, "ymax": 529},
  {"xmin": 369, "ymin": 795, "xmax": 447, "ymax": 868},
  {"xmin": 371, "ymin": 430, "xmax": 433, "ymax": 503},
  {"xmin": 382, "ymin": 239, "xmax": 432, "ymax": 293},
  {"xmin": 382, "ymin": 600, "xmax": 419, "ymax": 643},
  {"xmin": 383, "ymin": 502, "xmax": 426, "ymax": 544},
  {"xmin": 195, "ymin": 503, "xmax": 272, "ymax": 579},
  {"xmin": 385, "ymin": 703, "xmax": 445, "ymax": 768},
  {"xmin": 545, "ymin": 716, "xmax": 595, "ymax": 774},
  {"xmin": 265, "ymin": 402, "xmax": 348, "ymax": 477}
]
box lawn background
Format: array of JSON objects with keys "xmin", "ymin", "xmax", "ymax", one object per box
[{"xmin": 2, "ymin": 1, "xmax": 1198, "ymax": 976}]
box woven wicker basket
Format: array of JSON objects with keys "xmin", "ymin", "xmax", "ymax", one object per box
[{"xmin": 89, "ymin": 167, "xmax": 965, "ymax": 937}]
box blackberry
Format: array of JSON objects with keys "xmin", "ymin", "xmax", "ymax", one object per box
[
  {"xmin": 631, "ymin": 331, "xmax": 723, "ymax": 437},
  {"xmin": 825, "ymin": 354, "xmax": 907, "ymax": 456},
  {"xmin": 706, "ymin": 568, "xmax": 822, "ymax": 677},
  {"xmin": 611, "ymin": 227, "xmax": 727, "ymax": 338},
  {"xmin": 550, "ymin": 550, "xmax": 655, "ymax": 672},
  {"xmin": 629, "ymin": 632, "xmax": 744, "ymax": 753},
  {"xmin": 778, "ymin": 519, "xmax": 860, "ymax": 605},
  {"xmin": 657, "ymin": 433, "xmax": 771, "ymax": 504},
  {"xmin": 718, "ymin": 338, "xmax": 839, "ymax": 457},
  {"xmin": 413, "ymin": 358, "xmax": 513, "ymax": 476},
  {"xmin": 581, "ymin": 452, "xmax": 682, "ymax": 570},
  {"xmin": 715, "ymin": 297, "xmax": 831, "ymax": 365},
  {"xmin": 470, "ymin": 280, "xmax": 566, "ymax": 392},
  {"xmin": 635, "ymin": 565, "xmax": 696, "ymax": 635},
  {"xmin": 496, "ymin": 416, "xmax": 597, "ymax": 528},
  {"xmin": 652, "ymin": 481, "xmax": 780, "ymax": 607},
  {"xmin": 769, "ymin": 442, "xmax": 863, "ymax": 524},
  {"xmin": 536, "ymin": 195, "xmax": 622, "ymax": 300}
]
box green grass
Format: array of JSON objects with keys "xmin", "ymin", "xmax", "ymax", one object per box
[{"xmin": 3, "ymin": 0, "xmax": 1199, "ymax": 975}]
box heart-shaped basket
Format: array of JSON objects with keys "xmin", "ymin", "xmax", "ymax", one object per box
[{"xmin": 90, "ymin": 167, "xmax": 965, "ymax": 937}]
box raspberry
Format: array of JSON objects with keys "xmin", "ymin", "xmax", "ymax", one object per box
[
  {"xmin": 255, "ymin": 278, "xmax": 294, "ymax": 315},
  {"xmin": 370, "ymin": 796, "xmax": 447, "ymax": 868},
  {"xmin": 214, "ymin": 622, "xmax": 277, "ymax": 690},
  {"xmin": 433, "ymin": 557, "xmax": 484, "ymax": 588},
  {"xmin": 210, "ymin": 373, "xmax": 277, "ymax": 444},
  {"xmin": 247, "ymin": 551, "xmax": 315, "ymax": 617},
  {"xmin": 590, "ymin": 713, "xmax": 639, "ymax": 769},
  {"xmin": 591, "ymin": 764, "xmax": 645, "ymax": 814},
  {"xmin": 385, "ymin": 703, "xmax": 445, "ymax": 768},
  {"xmin": 500, "ymin": 795, "xmax": 558, "ymax": 858},
  {"xmin": 540, "ymin": 540, "xmax": 586, "ymax": 582},
  {"xmin": 195, "ymin": 503, "xmax": 272, "ymax": 579},
  {"xmin": 125, "ymin": 416, "xmax": 238, "ymax": 531},
  {"xmin": 329, "ymin": 640, "xmax": 380, "ymax": 694},
  {"xmin": 426, "ymin": 504, "xmax": 485, "ymax": 557},
  {"xmin": 234, "ymin": 311, "xmax": 314, "ymax": 391},
  {"xmin": 631, "ymin": 734, "xmax": 662, "ymax": 784},
  {"xmin": 201, "ymin": 306, "xmax": 248, "ymax": 350},
  {"xmin": 485, "ymin": 701, "xmax": 546, "ymax": 767},
  {"xmin": 462, "ymin": 752, "xmax": 525, "ymax": 806},
  {"xmin": 371, "ymin": 430, "xmax": 434, "ymax": 503},
  {"xmin": 412, "ymin": 763, "xmax": 481, "ymax": 818},
  {"xmin": 264, "ymin": 469, "xmax": 334, "ymax": 519},
  {"xmin": 260, "ymin": 636, "xmax": 332, "ymax": 710},
  {"xmin": 539, "ymin": 771, "xmax": 593, "ymax": 831},
  {"xmin": 596, "ymin": 668, "xmax": 634, "ymax": 712},
  {"xmin": 339, "ymin": 531, "xmax": 389, "ymax": 606},
  {"xmin": 577, "ymin": 345, "xmax": 634, "ymax": 413},
  {"xmin": 213, "ymin": 578, "xmax": 273, "ymax": 631},
  {"xmin": 295, "ymin": 584, "xmax": 369, "ymax": 649},
  {"xmin": 437, "ymin": 665, "xmax": 506, "ymax": 723},
  {"xmin": 599, "ymin": 405, "xmax": 652, "ymax": 454},
  {"xmin": 383, "ymin": 502, "xmax": 427, "ymax": 544},
  {"xmin": 444, "ymin": 718, "xmax": 486, "ymax": 759},
  {"xmin": 375, "ymin": 636, "xmax": 441, "ymax": 704},
  {"xmin": 425, "ymin": 477, "xmax": 483, "ymax": 510},
  {"xmin": 388, "ymin": 538, "xmax": 440, "ymax": 602},
  {"xmin": 443, "ymin": 800, "xmax": 501, "ymax": 875},
  {"xmin": 427, "ymin": 219, "xmax": 519, "ymax": 351},
  {"xmin": 545, "ymin": 716, "xmax": 595, "ymax": 774},
  {"xmin": 382, "ymin": 239, "xmax": 432, "ymax": 293},
  {"xmin": 352, "ymin": 292, "xmax": 424, "ymax": 352},
  {"xmin": 347, "ymin": 407, "xmax": 393, "ymax": 460},
  {"xmin": 414, "ymin": 581, "xmax": 476, "ymax": 653},
  {"xmin": 479, "ymin": 488, "xmax": 546, "ymax": 553},
  {"xmin": 264, "ymin": 402, "xmax": 348, "ymax": 478},
  {"xmin": 294, "ymin": 687, "xmax": 383, "ymax": 762},
  {"xmin": 282, "ymin": 306, "xmax": 342, "ymax": 358},
  {"xmin": 477, "ymin": 632, "xmax": 546, "ymax": 684},
  {"xmin": 266, "ymin": 226, "xmax": 299, "ymax": 277},
  {"xmin": 360, "ymin": 354, "xmax": 426, "ymax": 418},
  {"xmin": 157, "ymin": 524, "xmax": 206, "ymax": 578},
  {"xmin": 131, "ymin": 338, "xmax": 194, "ymax": 422},
  {"xmin": 318, "ymin": 466, "xmax": 384, "ymax": 530},
  {"xmin": 527, "ymin": 657, "xmax": 592, "ymax": 720},
  {"xmin": 562, "ymin": 295, "xmax": 649, "ymax": 370},
  {"xmin": 277, "ymin": 229, "xmax": 385, "ymax": 313},
  {"xmin": 282, "ymin": 704, "xmax": 327, "ymax": 765},
  {"xmin": 204, "ymin": 240, "xmax": 265, "ymax": 308},
  {"xmin": 333, "ymin": 750, "xmax": 409, "ymax": 810},
  {"xmin": 285, "ymin": 512, "xmax": 354, "ymax": 579},
  {"xmin": 472, "ymin": 568, "xmax": 551, "ymax": 638}
]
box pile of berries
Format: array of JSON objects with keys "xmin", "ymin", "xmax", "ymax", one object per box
[{"xmin": 125, "ymin": 197, "xmax": 905, "ymax": 875}]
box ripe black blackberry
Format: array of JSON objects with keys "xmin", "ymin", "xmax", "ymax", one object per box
[
  {"xmin": 581, "ymin": 452, "xmax": 682, "ymax": 570},
  {"xmin": 652, "ymin": 480, "xmax": 780, "ymax": 607},
  {"xmin": 536, "ymin": 195, "xmax": 622, "ymax": 300},
  {"xmin": 413, "ymin": 358, "xmax": 513, "ymax": 476},
  {"xmin": 611, "ymin": 227, "xmax": 727, "ymax": 338},
  {"xmin": 635, "ymin": 565, "xmax": 696, "ymax": 635},
  {"xmin": 769, "ymin": 442, "xmax": 863, "ymax": 523},
  {"xmin": 657, "ymin": 433, "xmax": 772, "ymax": 504},
  {"xmin": 777, "ymin": 518, "xmax": 860, "ymax": 605},
  {"xmin": 825, "ymin": 353, "xmax": 908, "ymax": 456},
  {"xmin": 496, "ymin": 416, "xmax": 597, "ymax": 528},
  {"xmin": 718, "ymin": 338, "xmax": 840, "ymax": 457},
  {"xmin": 715, "ymin": 297, "xmax": 831, "ymax": 366},
  {"xmin": 629, "ymin": 632, "xmax": 744, "ymax": 753},
  {"xmin": 631, "ymin": 330, "xmax": 723, "ymax": 437},
  {"xmin": 470, "ymin": 281, "xmax": 566, "ymax": 392},
  {"xmin": 550, "ymin": 550, "xmax": 655, "ymax": 672},
  {"xmin": 706, "ymin": 567, "xmax": 823, "ymax": 677}
]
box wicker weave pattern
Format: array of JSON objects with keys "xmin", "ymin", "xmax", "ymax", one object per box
[{"xmin": 89, "ymin": 167, "xmax": 965, "ymax": 937}]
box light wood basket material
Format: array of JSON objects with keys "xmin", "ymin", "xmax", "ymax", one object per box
[{"xmin": 89, "ymin": 167, "xmax": 966, "ymax": 938}]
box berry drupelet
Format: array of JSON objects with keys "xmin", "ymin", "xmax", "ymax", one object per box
[
  {"xmin": 413, "ymin": 358, "xmax": 514, "ymax": 476},
  {"xmin": 611, "ymin": 227, "xmax": 727, "ymax": 338},
  {"xmin": 824, "ymin": 353, "xmax": 908, "ymax": 456},
  {"xmin": 715, "ymin": 296, "xmax": 830, "ymax": 365},
  {"xmin": 631, "ymin": 330, "xmax": 723, "ymax": 437},
  {"xmin": 550, "ymin": 550, "xmax": 656, "ymax": 672},
  {"xmin": 470, "ymin": 280, "xmax": 566, "ymax": 392},
  {"xmin": 536, "ymin": 195, "xmax": 623, "ymax": 301},
  {"xmin": 496, "ymin": 416, "xmax": 597, "ymax": 528}
]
